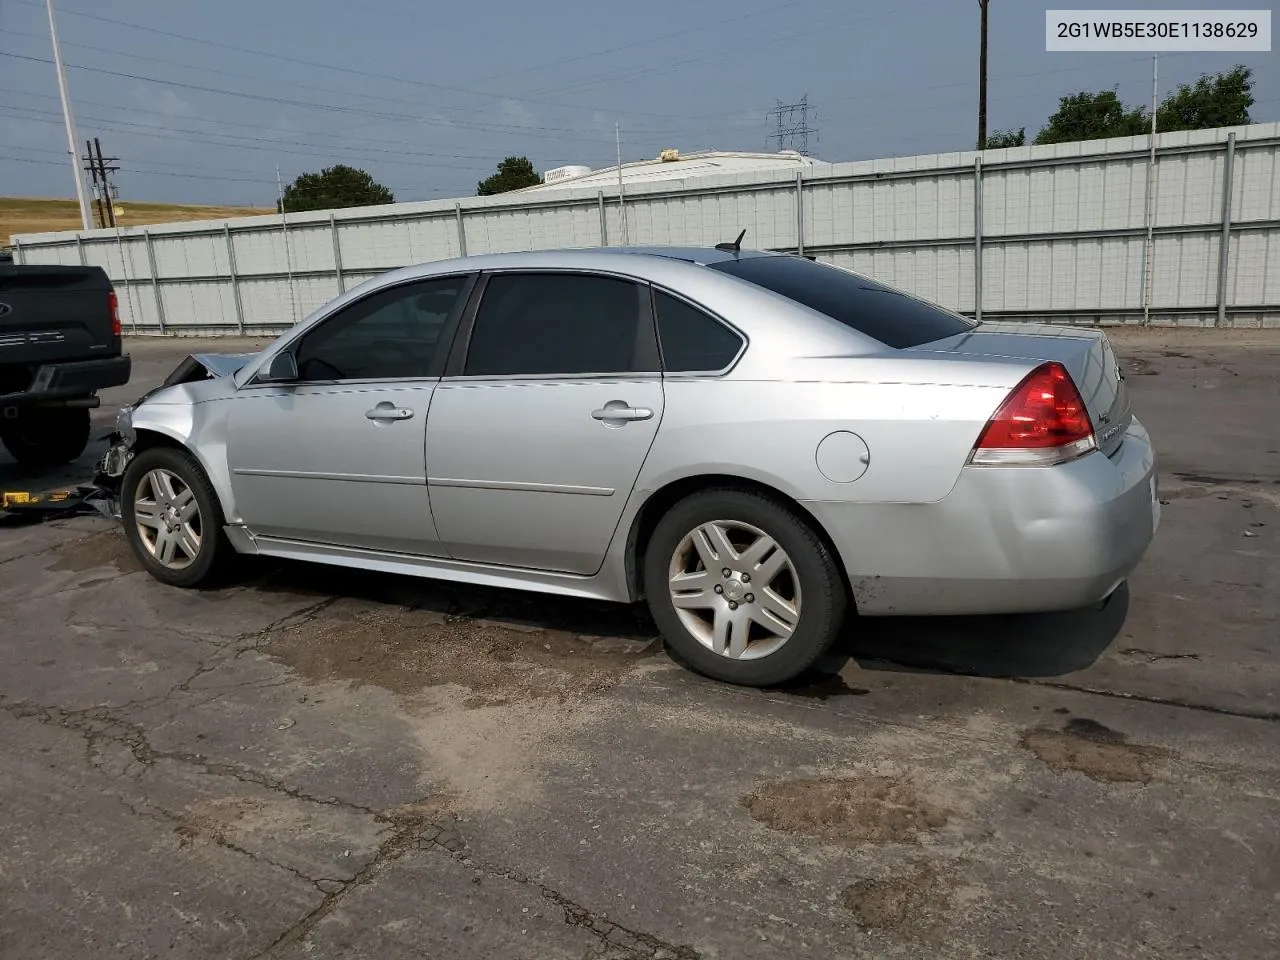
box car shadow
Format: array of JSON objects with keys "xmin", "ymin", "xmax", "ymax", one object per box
[
  {"xmin": 244, "ymin": 556, "xmax": 1127, "ymax": 684},
  {"xmin": 832, "ymin": 585, "xmax": 1129, "ymax": 679}
]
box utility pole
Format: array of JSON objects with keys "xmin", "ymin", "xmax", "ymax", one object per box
[
  {"xmin": 47, "ymin": 0, "xmax": 93, "ymax": 229},
  {"xmin": 82, "ymin": 138, "xmax": 119, "ymax": 229},
  {"xmin": 84, "ymin": 139, "xmax": 105, "ymax": 228},
  {"xmin": 977, "ymin": 0, "xmax": 990, "ymax": 149},
  {"xmin": 94, "ymin": 138, "xmax": 119, "ymax": 227}
]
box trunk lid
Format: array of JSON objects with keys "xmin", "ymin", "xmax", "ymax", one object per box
[
  {"xmin": 909, "ymin": 322, "xmax": 1131, "ymax": 457},
  {"xmin": 0, "ymin": 265, "xmax": 119, "ymax": 366}
]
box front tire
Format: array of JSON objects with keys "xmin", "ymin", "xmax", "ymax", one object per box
[
  {"xmin": 643, "ymin": 488, "xmax": 848, "ymax": 686},
  {"xmin": 0, "ymin": 407, "xmax": 91, "ymax": 467},
  {"xmin": 121, "ymin": 447, "xmax": 230, "ymax": 588}
]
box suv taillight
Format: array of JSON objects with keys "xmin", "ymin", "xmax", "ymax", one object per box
[
  {"xmin": 109, "ymin": 291, "xmax": 121, "ymax": 337},
  {"xmin": 970, "ymin": 362, "xmax": 1095, "ymax": 466}
]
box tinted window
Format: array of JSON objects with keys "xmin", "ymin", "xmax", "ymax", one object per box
[
  {"xmin": 295, "ymin": 276, "xmax": 468, "ymax": 380},
  {"xmin": 707, "ymin": 256, "xmax": 976, "ymax": 349},
  {"xmin": 654, "ymin": 291, "xmax": 742, "ymax": 372},
  {"xmin": 464, "ymin": 273, "xmax": 648, "ymax": 376}
]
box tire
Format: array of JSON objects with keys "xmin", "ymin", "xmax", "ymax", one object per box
[
  {"xmin": 643, "ymin": 487, "xmax": 848, "ymax": 687},
  {"xmin": 0, "ymin": 407, "xmax": 91, "ymax": 467},
  {"xmin": 120, "ymin": 446, "xmax": 231, "ymax": 588}
]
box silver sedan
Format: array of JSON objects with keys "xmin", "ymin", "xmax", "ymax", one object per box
[{"xmin": 101, "ymin": 246, "xmax": 1159, "ymax": 686}]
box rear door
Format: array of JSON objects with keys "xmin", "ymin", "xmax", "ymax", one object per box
[
  {"xmin": 227, "ymin": 274, "xmax": 473, "ymax": 555},
  {"xmin": 425, "ymin": 271, "xmax": 664, "ymax": 574}
]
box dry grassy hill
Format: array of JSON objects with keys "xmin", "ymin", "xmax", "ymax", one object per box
[{"xmin": 2, "ymin": 197, "xmax": 273, "ymax": 245}]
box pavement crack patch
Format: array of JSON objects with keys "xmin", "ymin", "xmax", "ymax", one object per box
[
  {"xmin": 0, "ymin": 695, "xmax": 378, "ymax": 816},
  {"xmin": 1009, "ymin": 677, "xmax": 1280, "ymax": 724},
  {"xmin": 1020, "ymin": 717, "xmax": 1171, "ymax": 784},
  {"xmin": 249, "ymin": 802, "xmax": 452, "ymax": 958}
]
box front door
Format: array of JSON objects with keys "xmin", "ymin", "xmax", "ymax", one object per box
[
  {"xmin": 426, "ymin": 271, "xmax": 664, "ymax": 575},
  {"xmin": 227, "ymin": 274, "xmax": 472, "ymax": 555}
]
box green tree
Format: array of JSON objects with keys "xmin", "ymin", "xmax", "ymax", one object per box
[
  {"xmin": 1156, "ymin": 65, "xmax": 1253, "ymax": 132},
  {"xmin": 982, "ymin": 127, "xmax": 1026, "ymax": 149},
  {"xmin": 1034, "ymin": 90, "xmax": 1148, "ymax": 145},
  {"xmin": 476, "ymin": 156, "xmax": 541, "ymax": 196},
  {"xmin": 279, "ymin": 165, "xmax": 394, "ymax": 213}
]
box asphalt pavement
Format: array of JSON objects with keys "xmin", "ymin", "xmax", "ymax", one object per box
[{"xmin": 1, "ymin": 328, "xmax": 1277, "ymax": 960}]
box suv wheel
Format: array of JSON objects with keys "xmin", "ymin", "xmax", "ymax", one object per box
[
  {"xmin": 0, "ymin": 407, "xmax": 91, "ymax": 467},
  {"xmin": 643, "ymin": 488, "xmax": 848, "ymax": 686}
]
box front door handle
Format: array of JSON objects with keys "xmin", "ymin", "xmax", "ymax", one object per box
[
  {"xmin": 365, "ymin": 402, "xmax": 415, "ymax": 422},
  {"xmin": 592, "ymin": 400, "xmax": 654, "ymax": 424}
]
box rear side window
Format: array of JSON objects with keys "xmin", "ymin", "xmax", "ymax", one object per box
[
  {"xmin": 654, "ymin": 291, "xmax": 742, "ymax": 372},
  {"xmin": 707, "ymin": 255, "xmax": 976, "ymax": 349},
  {"xmin": 464, "ymin": 273, "xmax": 650, "ymax": 377}
]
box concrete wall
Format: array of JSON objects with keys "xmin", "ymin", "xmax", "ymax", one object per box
[{"xmin": 12, "ymin": 122, "xmax": 1279, "ymax": 334}]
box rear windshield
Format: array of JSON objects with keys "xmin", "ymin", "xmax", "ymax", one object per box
[{"xmin": 707, "ymin": 255, "xmax": 977, "ymax": 349}]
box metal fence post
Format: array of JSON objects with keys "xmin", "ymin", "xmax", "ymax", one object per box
[
  {"xmin": 454, "ymin": 203, "xmax": 467, "ymax": 257},
  {"xmin": 974, "ymin": 155, "xmax": 983, "ymax": 323},
  {"xmin": 1216, "ymin": 132, "xmax": 1236, "ymax": 329},
  {"xmin": 795, "ymin": 173, "xmax": 805, "ymax": 257},
  {"xmin": 143, "ymin": 229, "xmax": 166, "ymax": 333},
  {"xmin": 11, "ymin": 239, "xmax": 22, "ymax": 264},
  {"xmin": 598, "ymin": 190, "xmax": 608, "ymax": 246},
  {"xmin": 224, "ymin": 225, "xmax": 245, "ymax": 335},
  {"xmin": 75, "ymin": 234, "xmax": 86, "ymax": 266},
  {"xmin": 329, "ymin": 213, "xmax": 345, "ymax": 294}
]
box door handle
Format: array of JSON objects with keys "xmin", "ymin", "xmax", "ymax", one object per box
[
  {"xmin": 365, "ymin": 403, "xmax": 415, "ymax": 422},
  {"xmin": 592, "ymin": 401, "xmax": 654, "ymax": 423}
]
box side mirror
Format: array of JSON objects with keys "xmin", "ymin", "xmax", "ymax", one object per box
[{"xmin": 258, "ymin": 352, "xmax": 298, "ymax": 383}]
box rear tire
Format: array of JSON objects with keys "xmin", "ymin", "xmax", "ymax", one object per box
[
  {"xmin": 0, "ymin": 407, "xmax": 91, "ymax": 467},
  {"xmin": 643, "ymin": 488, "xmax": 847, "ymax": 687},
  {"xmin": 121, "ymin": 446, "xmax": 231, "ymax": 588}
]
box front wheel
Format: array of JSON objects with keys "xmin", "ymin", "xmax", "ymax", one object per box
[
  {"xmin": 643, "ymin": 488, "xmax": 848, "ymax": 686},
  {"xmin": 120, "ymin": 447, "xmax": 230, "ymax": 588}
]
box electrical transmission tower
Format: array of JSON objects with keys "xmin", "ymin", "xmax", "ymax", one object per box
[{"xmin": 767, "ymin": 95, "xmax": 817, "ymax": 156}]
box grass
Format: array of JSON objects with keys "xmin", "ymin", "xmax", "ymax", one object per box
[{"xmin": 2, "ymin": 196, "xmax": 274, "ymax": 245}]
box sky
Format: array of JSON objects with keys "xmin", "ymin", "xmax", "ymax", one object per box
[{"xmin": 1, "ymin": 0, "xmax": 1276, "ymax": 207}]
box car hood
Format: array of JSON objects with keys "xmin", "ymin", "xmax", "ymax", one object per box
[{"xmin": 163, "ymin": 352, "xmax": 259, "ymax": 385}]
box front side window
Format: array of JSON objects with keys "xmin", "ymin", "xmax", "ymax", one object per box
[
  {"xmin": 294, "ymin": 276, "xmax": 469, "ymax": 381},
  {"xmin": 463, "ymin": 273, "xmax": 649, "ymax": 377},
  {"xmin": 708, "ymin": 255, "xmax": 977, "ymax": 349}
]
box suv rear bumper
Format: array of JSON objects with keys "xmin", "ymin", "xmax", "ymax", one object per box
[{"xmin": 0, "ymin": 355, "xmax": 131, "ymax": 406}]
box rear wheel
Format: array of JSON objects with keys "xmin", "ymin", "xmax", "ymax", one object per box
[
  {"xmin": 0, "ymin": 407, "xmax": 91, "ymax": 467},
  {"xmin": 121, "ymin": 447, "xmax": 230, "ymax": 587},
  {"xmin": 643, "ymin": 488, "xmax": 847, "ymax": 686}
]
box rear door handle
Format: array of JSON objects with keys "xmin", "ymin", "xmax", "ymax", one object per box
[
  {"xmin": 592, "ymin": 401, "xmax": 654, "ymax": 423},
  {"xmin": 365, "ymin": 403, "xmax": 415, "ymax": 422}
]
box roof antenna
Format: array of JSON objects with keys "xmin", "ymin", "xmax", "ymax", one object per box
[{"xmin": 715, "ymin": 228, "xmax": 747, "ymax": 253}]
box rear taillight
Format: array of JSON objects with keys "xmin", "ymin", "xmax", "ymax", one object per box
[
  {"xmin": 109, "ymin": 290, "xmax": 121, "ymax": 337},
  {"xmin": 970, "ymin": 362, "xmax": 1095, "ymax": 466}
]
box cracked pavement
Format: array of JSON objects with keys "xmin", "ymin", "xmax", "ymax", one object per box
[{"xmin": 1, "ymin": 330, "xmax": 1278, "ymax": 959}]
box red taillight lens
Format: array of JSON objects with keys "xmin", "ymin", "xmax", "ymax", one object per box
[
  {"xmin": 972, "ymin": 362, "xmax": 1095, "ymax": 465},
  {"xmin": 108, "ymin": 290, "xmax": 121, "ymax": 337}
]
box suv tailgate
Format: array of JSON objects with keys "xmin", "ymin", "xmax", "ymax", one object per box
[{"xmin": 0, "ymin": 264, "xmax": 120, "ymax": 365}]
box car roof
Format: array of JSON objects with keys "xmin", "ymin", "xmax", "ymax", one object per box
[{"xmin": 386, "ymin": 245, "xmax": 778, "ymax": 279}]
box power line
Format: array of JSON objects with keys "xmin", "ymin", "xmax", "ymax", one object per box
[{"xmin": 3, "ymin": 0, "xmax": 710, "ymax": 122}]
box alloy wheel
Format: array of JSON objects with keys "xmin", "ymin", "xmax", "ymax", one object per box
[
  {"xmin": 667, "ymin": 519, "xmax": 802, "ymax": 660},
  {"xmin": 133, "ymin": 468, "xmax": 202, "ymax": 570}
]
